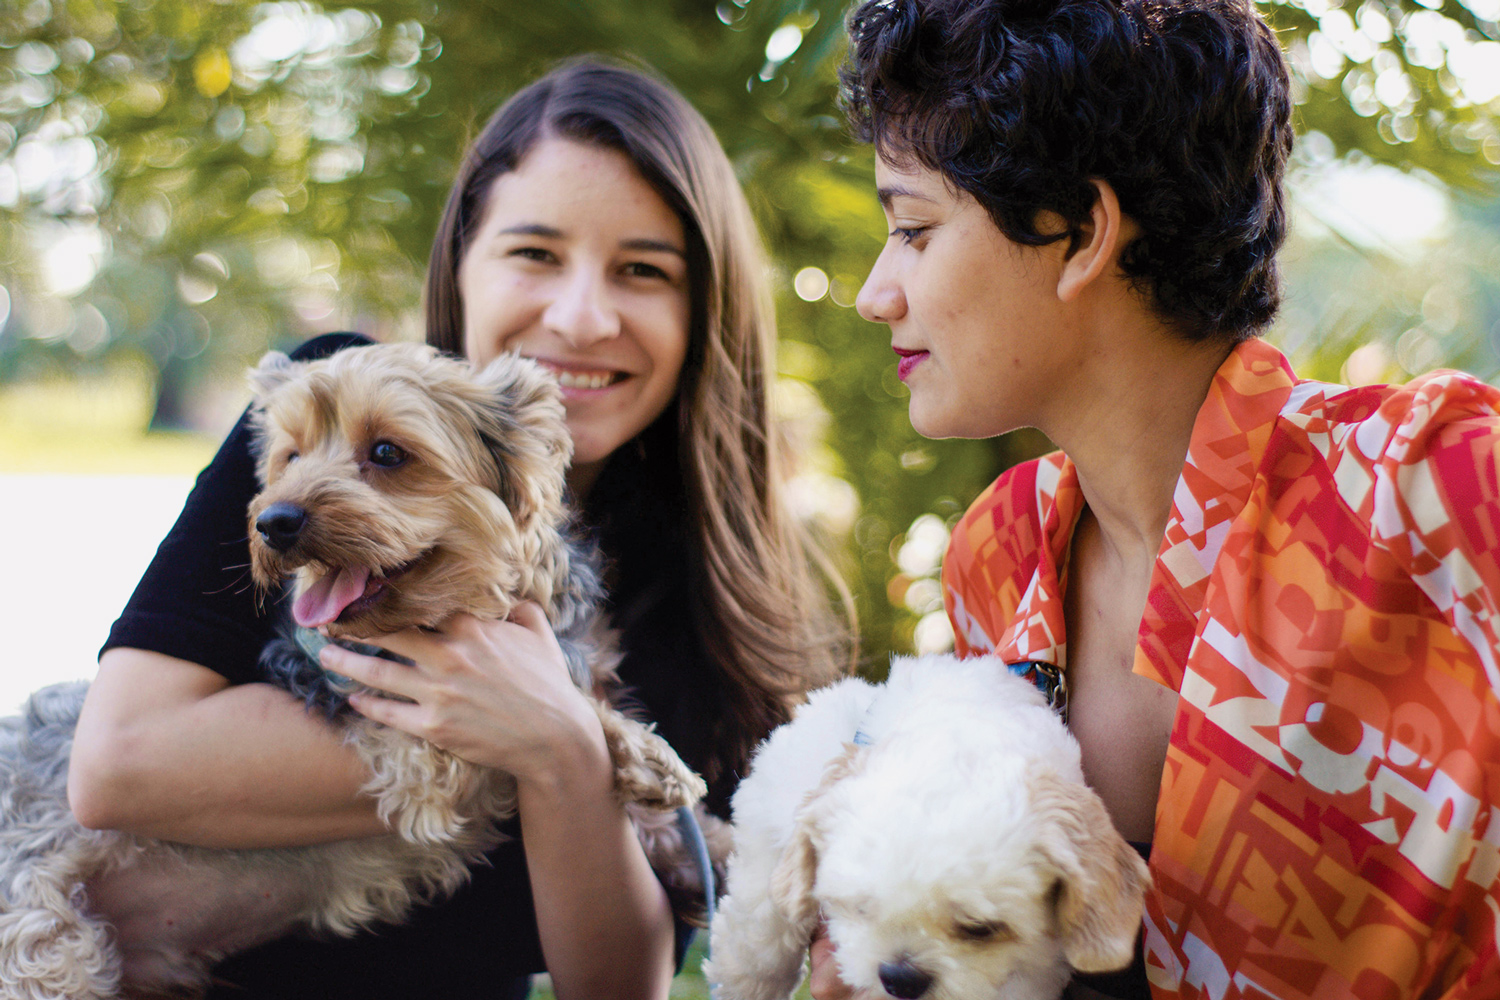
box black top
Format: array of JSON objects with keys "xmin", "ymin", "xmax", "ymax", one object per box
[{"xmin": 103, "ymin": 333, "xmax": 721, "ymax": 999}]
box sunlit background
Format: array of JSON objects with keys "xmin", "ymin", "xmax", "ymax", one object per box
[{"xmin": 3, "ymin": 0, "xmax": 1500, "ymax": 720}]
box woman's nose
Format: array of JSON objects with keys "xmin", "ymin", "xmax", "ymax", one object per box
[
  {"xmin": 856, "ymin": 249, "xmax": 905, "ymax": 325},
  {"xmin": 543, "ymin": 267, "xmax": 621, "ymax": 347}
]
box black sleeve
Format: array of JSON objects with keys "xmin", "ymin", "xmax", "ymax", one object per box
[{"xmin": 101, "ymin": 332, "xmax": 373, "ymax": 683}]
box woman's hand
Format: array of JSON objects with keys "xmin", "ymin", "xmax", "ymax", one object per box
[
  {"xmin": 325, "ymin": 602, "xmax": 605, "ymax": 784},
  {"xmin": 327, "ymin": 603, "xmax": 676, "ymax": 997},
  {"xmin": 809, "ymin": 921, "xmax": 879, "ymax": 1000}
]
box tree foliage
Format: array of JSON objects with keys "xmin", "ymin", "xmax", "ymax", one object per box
[{"xmin": 2, "ymin": 0, "xmax": 1498, "ymax": 669}]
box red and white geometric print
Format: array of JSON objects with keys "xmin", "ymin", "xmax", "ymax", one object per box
[{"xmin": 943, "ymin": 338, "xmax": 1500, "ymax": 1000}]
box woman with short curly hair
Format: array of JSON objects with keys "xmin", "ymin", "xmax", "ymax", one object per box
[{"xmin": 818, "ymin": 1, "xmax": 1500, "ymax": 998}]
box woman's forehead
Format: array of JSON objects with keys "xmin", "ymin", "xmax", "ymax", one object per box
[{"xmin": 476, "ymin": 138, "xmax": 685, "ymax": 244}]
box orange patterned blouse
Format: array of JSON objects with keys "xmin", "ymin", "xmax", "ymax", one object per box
[{"xmin": 943, "ymin": 337, "xmax": 1500, "ymax": 999}]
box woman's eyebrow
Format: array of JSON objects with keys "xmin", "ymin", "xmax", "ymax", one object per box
[
  {"xmin": 620, "ymin": 237, "xmax": 686, "ymax": 258},
  {"xmin": 877, "ymin": 184, "xmax": 932, "ymax": 209},
  {"xmin": 497, "ymin": 223, "xmax": 564, "ymax": 238},
  {"xmin": 493, "ymin": 225, "xmax": 683, "ymax": 258}
]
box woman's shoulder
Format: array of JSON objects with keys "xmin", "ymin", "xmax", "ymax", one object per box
[
  {"xmin": 286, "ymin": 331, "xmax": 375, "ymax": 362},
  {"xmin": 949, "ymin": 452, "xmax": 1067, "ymax": 556},
  {"xmin": 1279, "ymin": 367, "xmax": 1500, "ymax": 459}
]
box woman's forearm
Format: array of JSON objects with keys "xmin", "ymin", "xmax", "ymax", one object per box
[
  {"xmin": 69, "ymin": 648, "xmax": 387, "ymax": 848},
  {"xmin": 517, "ymin": 728, "xmax": 676, "ymax": 1000}
]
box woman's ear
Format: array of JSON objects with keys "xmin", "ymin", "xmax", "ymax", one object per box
[{"xmin": 1057, "ymin": 179, "xmax": 1127, "ymax": 303}]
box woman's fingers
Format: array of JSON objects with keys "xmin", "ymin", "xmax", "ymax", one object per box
[
  {"xmin": 808, "ymin": 922, "xmax": 873, "ymax": 1000},
  {"xmin": 345, "ymin": 687, "xmax": 424, "ymax": 733},
  {"xmin": 325, "ymin": 605, "xmax": 593, "ymax": 773},
  {"xmin": 321, "ymin": 642, "xmax": 420, "ymax": 699},
  {"xmin": 509, "ymin": 600, "xmax": 550, "ymax": 633}
]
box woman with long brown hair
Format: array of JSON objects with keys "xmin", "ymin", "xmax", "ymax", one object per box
[{"xmin": 68, "ymin": 57, "xmax": 849, "ymax": 1000}]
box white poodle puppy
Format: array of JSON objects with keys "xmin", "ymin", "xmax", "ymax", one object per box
[{"xmin": 706, "ymin": 653, "xmax": 1151, "ymax": 1000}]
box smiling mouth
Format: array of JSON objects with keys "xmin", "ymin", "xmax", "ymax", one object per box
[
  {"xmin": 293, "ymin": 555, "xmax": 425, "ymax": 629},
  {"xmin": 534, "ymin": 360, "xmax": 625, "ymax": 390}
]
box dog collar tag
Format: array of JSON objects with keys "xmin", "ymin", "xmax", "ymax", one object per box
[
  {"xmin": 1007, "ymin": 660, "xmax": 1069, "ymax": 723},
  {"xmin": 294, "ymin": 627, "xmax": 332, "ymax": 662}
]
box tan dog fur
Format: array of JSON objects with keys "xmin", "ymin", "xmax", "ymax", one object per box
[{"xmin": 0, "ymin": 343, "xmax": 712, "ymax": 1000}]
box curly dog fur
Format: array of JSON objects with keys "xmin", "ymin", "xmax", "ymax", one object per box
[{"xmin": 706, "ymin": 653, "xmax": 1151, "ymax": 1000}]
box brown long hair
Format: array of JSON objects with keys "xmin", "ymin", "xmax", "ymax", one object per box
[{"xmin": 426, "ymin": 57, "xmax": 852, "ymax": 786}]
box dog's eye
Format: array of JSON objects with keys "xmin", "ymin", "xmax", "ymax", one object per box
[
  {"xmin": 368, "ymin": 441, "xmax": 407, "ymax": 468},
  {"xmin": 954, "ymin": 919, "xmax": 1013, "ymax": 942}
]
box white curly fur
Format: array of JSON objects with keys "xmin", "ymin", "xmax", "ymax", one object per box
[
  {"xmin": 705, "ymin": 653, "xmax": 1153, "ymax": 1000},
  {"xmin": 0, "ymin": 345, "xmax": 717, "ymax": 1000}
]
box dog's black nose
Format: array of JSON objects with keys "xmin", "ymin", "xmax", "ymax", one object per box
[
  {"xmin": 256, "ymin": 502, "xmax": 307, "ymax": 552},
  {"xmin": 878, "ymin": 959, "xmax": 933, "ymax": 999}
]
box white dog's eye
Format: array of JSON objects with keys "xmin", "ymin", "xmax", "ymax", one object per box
[{"xmin": 953, "ymin": 919, "xmax": 1014, "ymax": 943}]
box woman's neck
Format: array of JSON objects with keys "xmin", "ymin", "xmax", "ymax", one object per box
[
  {"xmin": 1047, "ymin": 325, "xmax": 1235, "ymax": 567},
  {"xmin": 566, "ymin": 460, "xmax": 605, "ymax": 500}
]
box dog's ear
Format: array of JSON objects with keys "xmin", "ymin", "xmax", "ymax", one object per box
[
  {"xmin": 770, "ymin": 796, "xmax": 825, "ymax": 938},
  {"xmin": 1031, "ymin": 770, "xmax": 1152, "ymax": 973},
  {"xmin": 466, "ymin": 353, "xmax": 573, "ymax": 527},
  {"xmin": 769, "ymin": 745, "xmax": 866, "ymax": 941},
  {"xmin": 247, "ymin": 351, "xmax": 301, "ymax": 403}
]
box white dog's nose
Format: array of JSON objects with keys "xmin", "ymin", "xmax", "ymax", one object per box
[{"xmin": 878, "ymin": 958, "xmax": 933, "ymax": 999}]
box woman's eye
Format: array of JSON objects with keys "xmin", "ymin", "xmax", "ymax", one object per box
[
  {"xmin": 891, "ymin": 226, "xmax": 929, "ymax": 246},
  {"xmin": 368, "ymin": 441, "xmax": 407, "ymax": 468},
  {"xmin": 624, "ymin": 261, "xmax": 670, "ymax": 280},
  {"xmin": 509, "ymin": 246, "xmax": 555, "ymax": 263}
]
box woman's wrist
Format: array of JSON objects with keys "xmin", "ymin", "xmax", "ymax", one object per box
[{"xmin": 513, "ymin": 695, "xmax": 614, "ymax": 802}]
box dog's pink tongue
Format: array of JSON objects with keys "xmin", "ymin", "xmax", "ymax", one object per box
[{"xmin": 293, "ymin": 566, "xmax": 372, "ymax": 628}]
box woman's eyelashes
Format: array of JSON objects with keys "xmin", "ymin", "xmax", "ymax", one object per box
[
  {"xmin": 502, "ymin": 247, "xmax": 678, "ymax": 284},
  {"xmin": 508, "ymin": 245, "xmax": 557, "ymax": 264},
  {"xmin": 890, "ymin": 225, "xmax": 931, "ymax": 247},
  {"xmin": 623, "ymin": 261, "xmax": 668, "ymax": 279}
]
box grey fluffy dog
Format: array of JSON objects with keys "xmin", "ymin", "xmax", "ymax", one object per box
[{"xmin": 0, "ymin": 343, "xmax": 710, "ymax": 1000}]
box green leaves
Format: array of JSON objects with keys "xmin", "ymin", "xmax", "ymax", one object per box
[{"xmin": 2, "ymin": 0, "xmax": 1498, "ymax": 667}]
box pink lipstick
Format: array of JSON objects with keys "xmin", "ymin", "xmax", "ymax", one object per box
[{"xmin": 893, "ymin": 347, "xmax": 929, "ymax": 382}]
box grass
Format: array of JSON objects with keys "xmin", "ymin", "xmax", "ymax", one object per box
[
  {"xmin": 528, "ymin": 936, "xmax": 812, "ymax": 999},
  {"xmin": 0, "ymin": 369, "xmax": 219, "ymax": 475}
]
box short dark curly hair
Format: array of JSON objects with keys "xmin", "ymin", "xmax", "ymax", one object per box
[{"xmin": 841, "ymin": 0, "xmax": 1294, "ymax": 341}]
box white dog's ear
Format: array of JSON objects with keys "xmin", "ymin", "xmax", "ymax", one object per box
[
  {"xmin": 770, "ymin": 806, "xmax": 823, "ymax": 935},
  {"xmin": 769, "ymin": 745, "xmax": 866, "ymax": 941},
  {"xmin": 1031, "ymin": 770, "xmax": 1152, "ymax": 973},
  {"xmin": 247, "ymin": 351, "xmax": 301, "ymax": 403}
]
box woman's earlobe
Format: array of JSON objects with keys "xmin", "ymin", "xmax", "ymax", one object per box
[{"xmin": 1056, "ymin": 179, "xmax": 1124, "ymax": 303}]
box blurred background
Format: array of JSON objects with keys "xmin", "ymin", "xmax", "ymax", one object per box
[{"xmin": 2, "ymin": 0, "xmax": 1500, "ymax": 720}]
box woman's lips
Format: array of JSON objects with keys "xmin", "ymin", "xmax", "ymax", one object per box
[{"xmin": 893, "ymin": 347, "xmax": 929, "ymax": 382}]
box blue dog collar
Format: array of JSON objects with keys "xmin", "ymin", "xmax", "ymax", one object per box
[{"xmin": 1007, "ymin": 660, "xmax": 1068, "ymax": 723}]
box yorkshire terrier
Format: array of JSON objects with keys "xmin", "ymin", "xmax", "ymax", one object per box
[{"xmin": 0, "ymin": 343, "xmax": 713, "ymax": 1000}]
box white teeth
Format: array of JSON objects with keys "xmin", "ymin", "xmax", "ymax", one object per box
[{"xmin": 555, "ymin": 370, "xmax": 616, "ymax": 389}]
